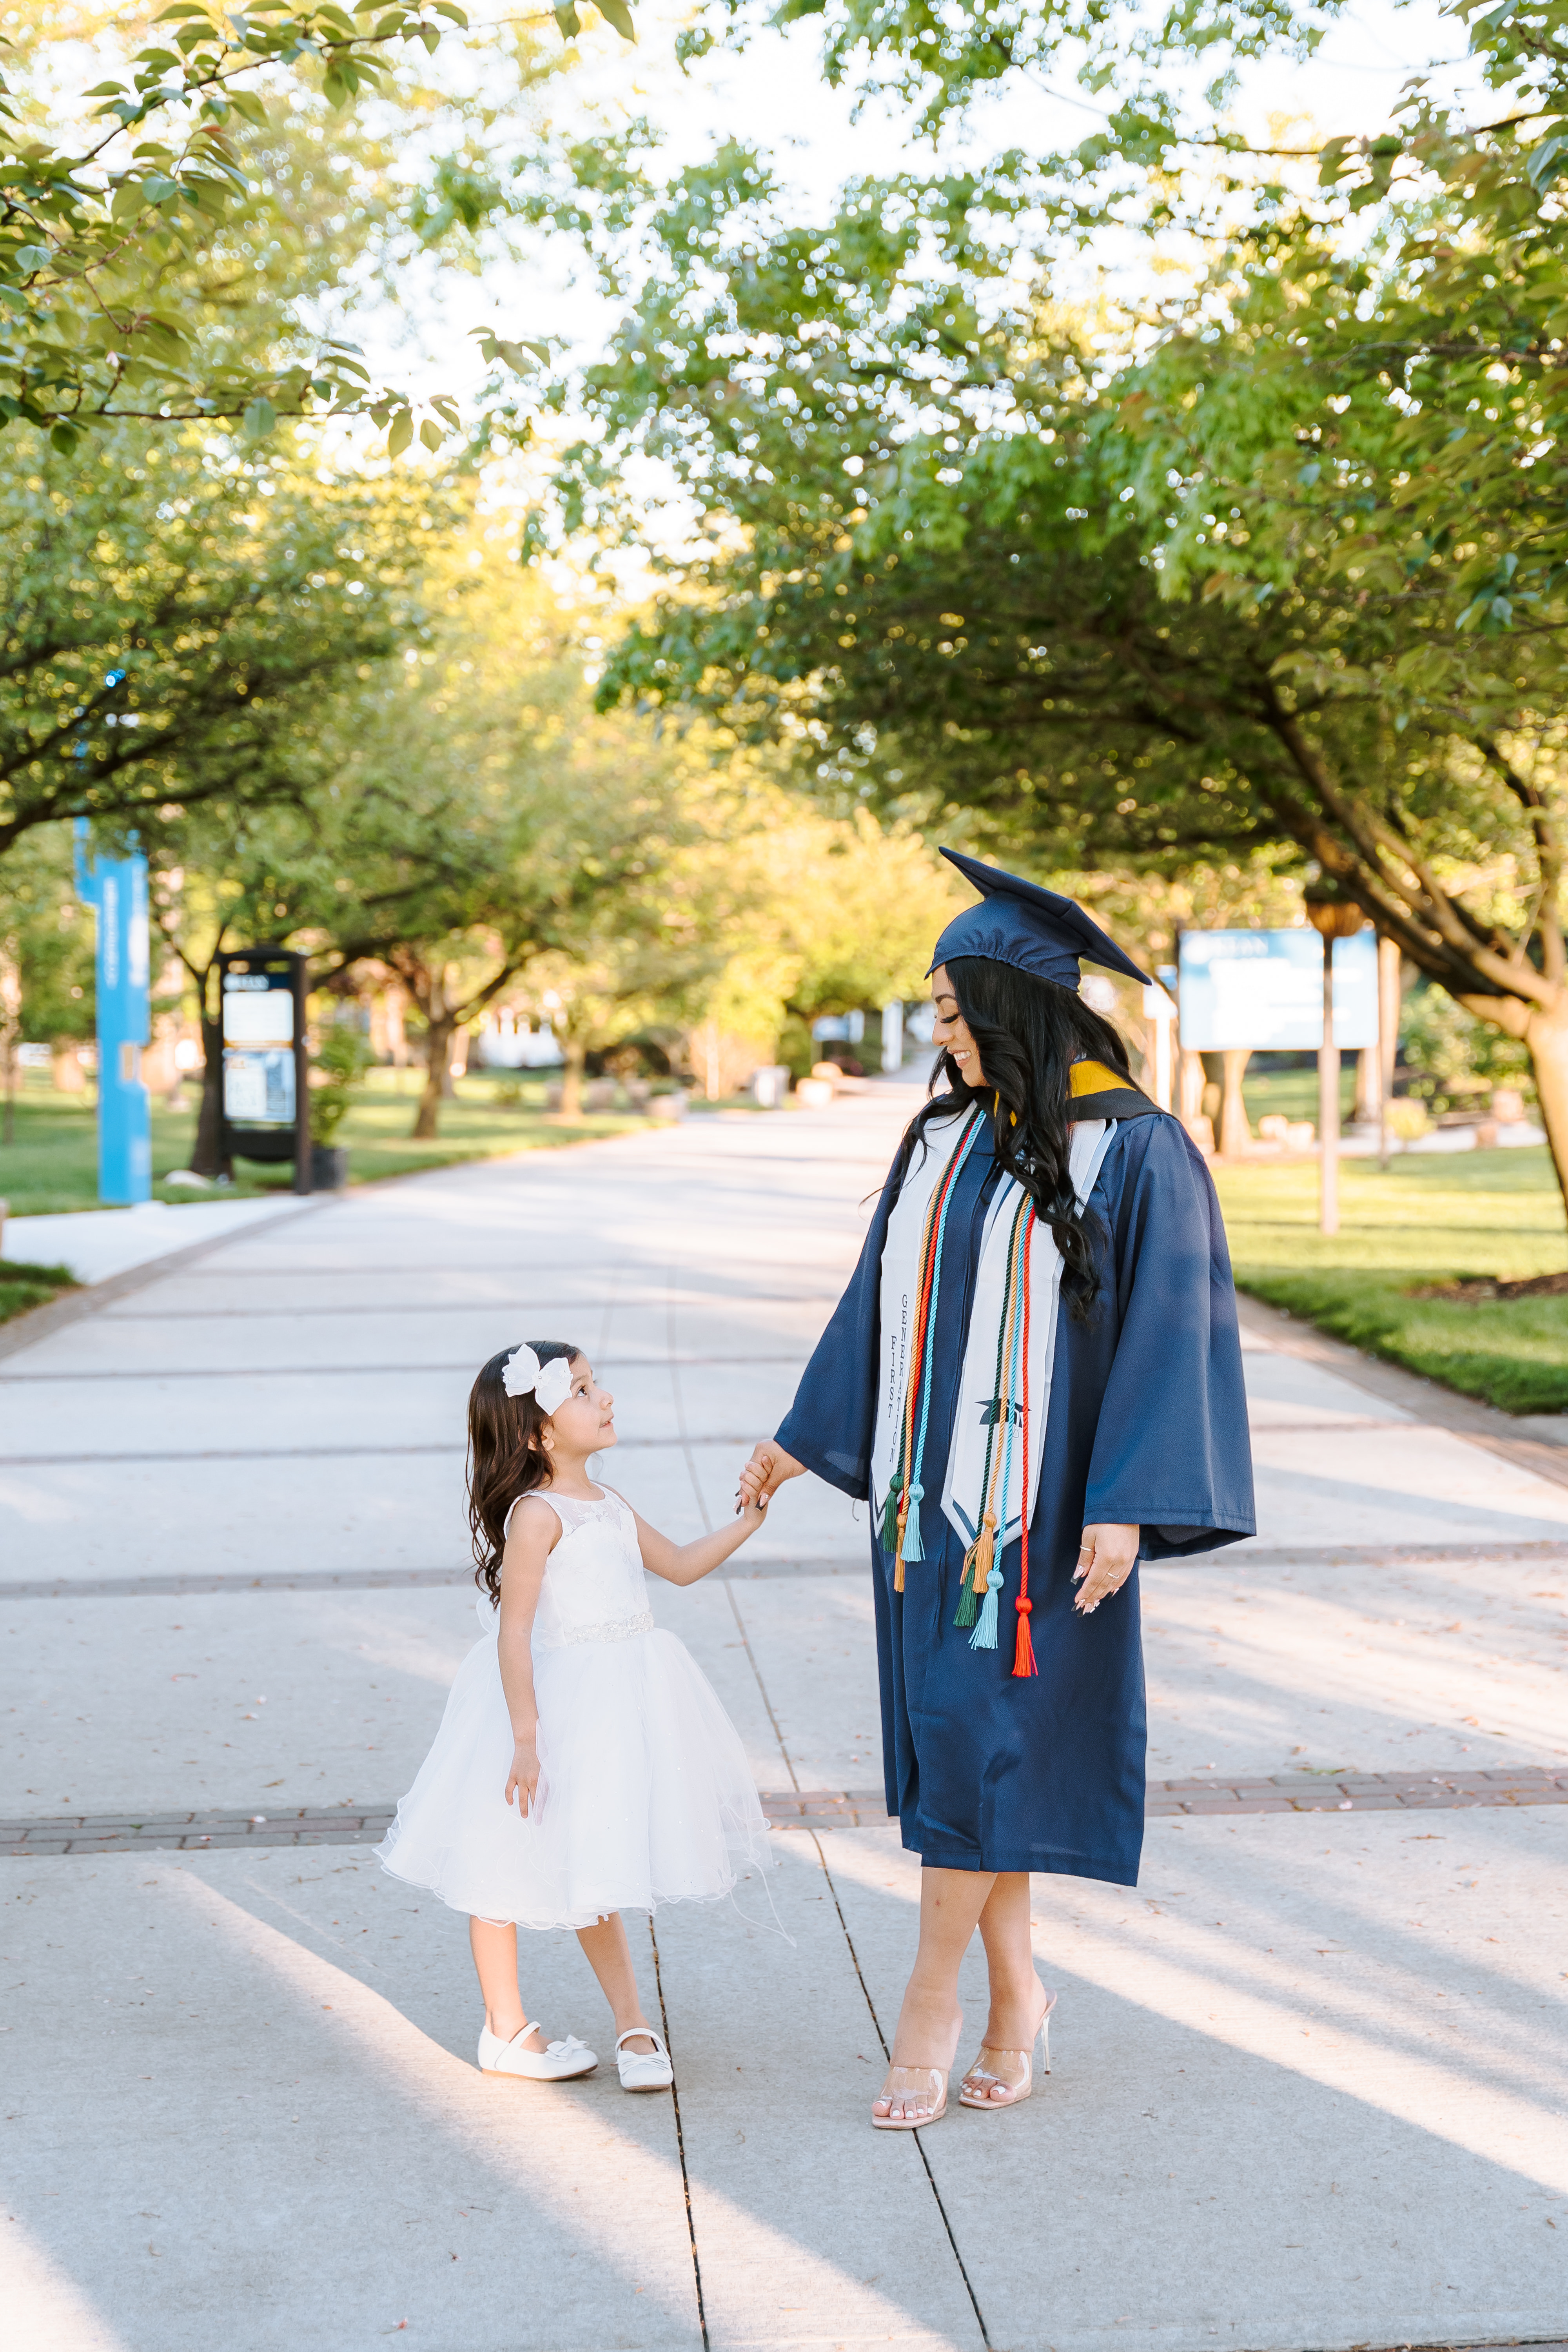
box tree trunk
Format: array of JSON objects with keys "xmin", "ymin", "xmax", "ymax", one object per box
[
  {"xmin": 413, "ymin": 1009, "xmax": 457, "ymax": 1140},
  {"xmin": 191, "ymin": 999, "xmax": 230, "ymax": 1179},
  {"xmin": 559, "ymin": 1034, "xmax": 586, "ymax": 1119},
  {"xmin": 1520, "ymin": 1000, "xmax": 1568, "ymax": 1227}
]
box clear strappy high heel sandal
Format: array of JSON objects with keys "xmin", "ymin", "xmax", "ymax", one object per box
[
  {"xmin": 957, "ymin": 1988, "xmax": 1057, "ymax": 2110},
  {"xmin": 871, "ymin": 2012, "xmax": 962, "ymax": 2130}
]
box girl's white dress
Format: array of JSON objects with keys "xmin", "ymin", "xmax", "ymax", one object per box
[{"xmin": 376, "ymin": 1486, "xmax": 770, "ymax": 1930}]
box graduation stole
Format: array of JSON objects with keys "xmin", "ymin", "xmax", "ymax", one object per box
[{"xmin": 873, "ymin": 1096, "xmax": 1117, "ymax": 1676}]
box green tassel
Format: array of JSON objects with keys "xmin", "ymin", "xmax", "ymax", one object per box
[
  {"xmin": 901, "ymin": 1483, "xmax": 924, "ymax": 1563},
  {"xmin": 952, "ymin": 1571, "xmax": 978, "ymax": 1630},
  {"xmin": 969, "ymin": 1564, "xmax": 1003, "ymax": 1652},
  {"xmin": 879, "ymin": 1478, "xmax": 902, "ymax": 1551}
]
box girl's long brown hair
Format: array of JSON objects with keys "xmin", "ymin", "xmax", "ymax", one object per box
[{"xmin": 468, "ymin": 1341, "xmax": 582, "ymax": 1604}]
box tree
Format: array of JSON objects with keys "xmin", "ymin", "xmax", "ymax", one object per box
[
  {"xmin": 523, "ymin": 789, "xmax": 965, "ymax": 1101},
  {"xmin": 0, "ymin": 0, "xmax": 635, "ymax": 452},
  {"xmin": 143, "ymin": 536, "xmax": 701, "ymax": 1144},
  {"xmin": 540, "ymin": 62, "xmax": 1568, "ymax": 1215},
  {"xmin": 0, "ymin": 424, "xmax": 432, "ymax": 857}
]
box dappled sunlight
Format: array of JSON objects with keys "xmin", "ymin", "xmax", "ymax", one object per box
[
  {"xmin": 160, "ymin": 1867, "xmax": 962, "ymax": 2350},
  {"xmin": 0, "ymin": 1474, "xmax": 76, "ymax": 1526},
  {"xmin": 1144, "ymin": 1559, "xmax": 1568, "ymax": 1765},
  {"xmin": 820, "ymin": 1823, "xmax": 1568, "ymax": 2194},
  {"xmin": 1, "ymin": 2221, "xmax": 128, "ymax": 2352}
]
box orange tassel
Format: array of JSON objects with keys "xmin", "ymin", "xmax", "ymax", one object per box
[
  {"xmin": 1013, "ymin": 1595, "xmax": 1037, "ymax": 1678},
  {"xmin": 964, "ymin": 1513, "xmax": 996, "ymax": 1593},
  {"xmin": 894, "ymin": 1549, "xmax": 906, "ymax": 1594}
]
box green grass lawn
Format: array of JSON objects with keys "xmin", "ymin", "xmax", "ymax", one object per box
[
  {"xmin": 0, "ymin": 1066, "xmax": 646, "ymax": 1218},
  {"xmin": 0, "ymin": 1257, "xmax": 77, "ymax": 1327},
  {"xmin": 1214, "ymin": 1145, "xmax": 1568, "ymax": 1414},
  {"xmin": 1241, "ymin": 1059, "xmax": 1356, "ymax": 1127}
]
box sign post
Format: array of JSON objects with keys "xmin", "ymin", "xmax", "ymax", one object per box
[
  {"xmin": 1142, "ymin": 980, "xmax": 1176, "ymax": 1112},
  {"xmin": 73, "ymin": 824, "xmax": 151, "ymax": 1205},
  {"xmin": 218, "ymin": 948, "xmax": 312, "ymax": 1193},
  {"xmin": 1377, "ymin": 936, "xmax": 1401, "ymax": 1170},
  {"xmin": 1305, "ymin": 895, "xmax": 1367, "ymax": 1237}
]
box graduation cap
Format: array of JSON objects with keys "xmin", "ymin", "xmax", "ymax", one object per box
[{"xmin": 927, "ymin": 848, "xmax": 1152, "ymax": 991}]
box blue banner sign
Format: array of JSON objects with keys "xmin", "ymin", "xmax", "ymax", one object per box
[
  {"xmin": 73, "ymin": 826, "xmax": 151, "ymax": 1204},
  {"xmin": 1178, "ymin": 927, "xmax": 1378, "ymax": 1052}
]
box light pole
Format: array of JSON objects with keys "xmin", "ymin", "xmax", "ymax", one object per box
[{"xmin": 1304, "ymin": 889, "xmax": 1365, "ymax": 1238}]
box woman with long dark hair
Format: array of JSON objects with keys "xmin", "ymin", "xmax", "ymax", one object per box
[{"xmin": 740, "ymin": 851, "xmax": 1254, "ymax": 2129}]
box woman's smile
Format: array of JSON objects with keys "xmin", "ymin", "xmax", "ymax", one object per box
[{"xmin": 928, "ymin": 962, "xmax": 986, "ymax": 1088}]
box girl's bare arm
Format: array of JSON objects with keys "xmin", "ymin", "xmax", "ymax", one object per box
[
  {"xmin": 628, "ymin": 1495, "xmax": 769, "ymax": 1588},
  {"xmin": 496, "ymin": 1498, "xmax": 555, "ymax": 1810}
]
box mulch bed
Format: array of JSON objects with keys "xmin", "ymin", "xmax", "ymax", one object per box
[{"xmin": 1411, "ymin": 1269, "xmax": 1568, "ymax": 1303}]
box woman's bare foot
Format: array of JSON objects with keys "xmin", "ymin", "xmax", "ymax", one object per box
[
  {"xmin": 873, "ymin": 1993, "xmax": 963, "ymax": 2125},
  {"xmin": 959, "ymin": 1981, "xmax": 1054, "ymax": 2107}
]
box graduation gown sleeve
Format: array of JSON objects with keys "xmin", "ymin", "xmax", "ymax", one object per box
[
  {"xmin": 1082, "ymin": 1116, "xmax": 1256, "ymax": 1560},
  {"xmin": 773, "ymin": 1159, "xmax": 900, "ymax": 1500}
]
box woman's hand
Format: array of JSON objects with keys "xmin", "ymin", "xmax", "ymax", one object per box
[
  {"xmin": 736, "ymin": 1439, "xmax": 805, "ymax": 1512},
  {"xmin": 505, "ymin": 1733, "xmax": 542, "ymax": 1815},
  {"xmin": 1073, "ymin": 1523, "xmax": 1139, "ymax": 1614}
]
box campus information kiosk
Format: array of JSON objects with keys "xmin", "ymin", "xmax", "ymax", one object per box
[{"xmin": 217, "ymin": 948, "xmax": 312, "ymax": 1193}]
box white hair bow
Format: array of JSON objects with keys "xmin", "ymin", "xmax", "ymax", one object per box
[{"xmin": 502, "ymin": 1345, "xmax": 575, "ymax": 1417}]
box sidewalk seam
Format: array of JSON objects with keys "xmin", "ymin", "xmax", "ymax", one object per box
[
  {"xmin": 647, "ymin": 1915, "xmax": 710, "ymax": 2352},
  {"xmin": 0, "ymin": 1196, "xmax": 336, "ymax": 1365}
]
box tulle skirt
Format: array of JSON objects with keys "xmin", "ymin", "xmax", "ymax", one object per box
[{"xmin": 376, "ymin": 1626, "xmax": 771, "ymax": 1931}]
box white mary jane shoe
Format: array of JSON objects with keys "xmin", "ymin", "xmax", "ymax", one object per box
[
  {"xmin": 615, "ymin": 2027, "xmax": 674, "ymax": 2092},
  {"xmin": 477, "ymin": 2022, "xmax": 597, "ymax": 2080}
]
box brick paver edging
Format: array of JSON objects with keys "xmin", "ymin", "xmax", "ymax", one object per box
[{"xmin": 5, "ymin": 1766, "xmax": 1567, "ymax": 1855}]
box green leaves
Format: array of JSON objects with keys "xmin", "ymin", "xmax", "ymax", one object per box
[
  {"xmin": 597, "ymin": 0, "xmax": 637, "ymax": 41},
  {"xmin": 470, "ymin": 327, "xmax": 552, "ymax": 381},
  {"xmin": 0, "ymin": 0, "xmax": 557, "ymax": 443}
]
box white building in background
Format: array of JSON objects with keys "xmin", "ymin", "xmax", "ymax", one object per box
[{"xmin": 472, "ymin": 1009, "xmax": 564, "ymax": 1069}]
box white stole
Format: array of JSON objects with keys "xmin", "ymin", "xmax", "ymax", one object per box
[{"xmin": 873, "ymin": 1112, "xmax": 1115, "ymax": 1551}]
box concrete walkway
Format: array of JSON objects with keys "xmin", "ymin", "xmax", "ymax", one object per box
[{"xmin": 3, "ymin": 1091, "xmax": 1566, "ymax": 2350}]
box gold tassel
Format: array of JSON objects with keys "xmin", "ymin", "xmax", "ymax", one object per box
[{"xmin": 963, "ymin": 1512, "xmax": 996, "ymax": 1595}]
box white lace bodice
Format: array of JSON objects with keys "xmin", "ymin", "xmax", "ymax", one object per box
[{"xmin": 480, "ymin": 1485, "xmax": 652, "ymax": 1650}]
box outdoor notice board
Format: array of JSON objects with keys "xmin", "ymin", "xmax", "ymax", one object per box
[
  {"xmin": 222, "ymin": 957, "xmax": 296, "ymax": 1124},
  {"xmin": 1177, "ymin": 928, "xmax": 1378, "ymax": 1052},
  {"xmin": 218, "ymin": 947, "xmax": 310, "ymax": 1181}
]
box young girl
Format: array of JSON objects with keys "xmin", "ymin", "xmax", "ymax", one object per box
[{"xmin": 377, "ymin": 1339, "xmax": 772, "ymax": 2091}]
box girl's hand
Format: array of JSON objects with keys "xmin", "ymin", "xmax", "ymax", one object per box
[
  {"xmin": 505, "ymin": 1735, "xmax": 542, "ymax": 1814},
  {"xmin": 1073, "ymin": 1523, "xmax": 1139, "ymax": 1614},
  {"xmin": 733, "ymin": 1493, "xmax": 769, "ymax": 1536},
  {"xmin": 736, "ymin": 1439, "xmax": 804, "ymax": 1512}
]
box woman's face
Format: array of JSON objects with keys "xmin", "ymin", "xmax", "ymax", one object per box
[{"xmin": 929, "ymin": 964, "xmax": 986, "ymax": 1089}]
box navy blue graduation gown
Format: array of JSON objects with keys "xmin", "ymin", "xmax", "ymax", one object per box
[{"xmin": 775, "ymin": 1101, "xmax": 1254, "ymax": 1886}]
